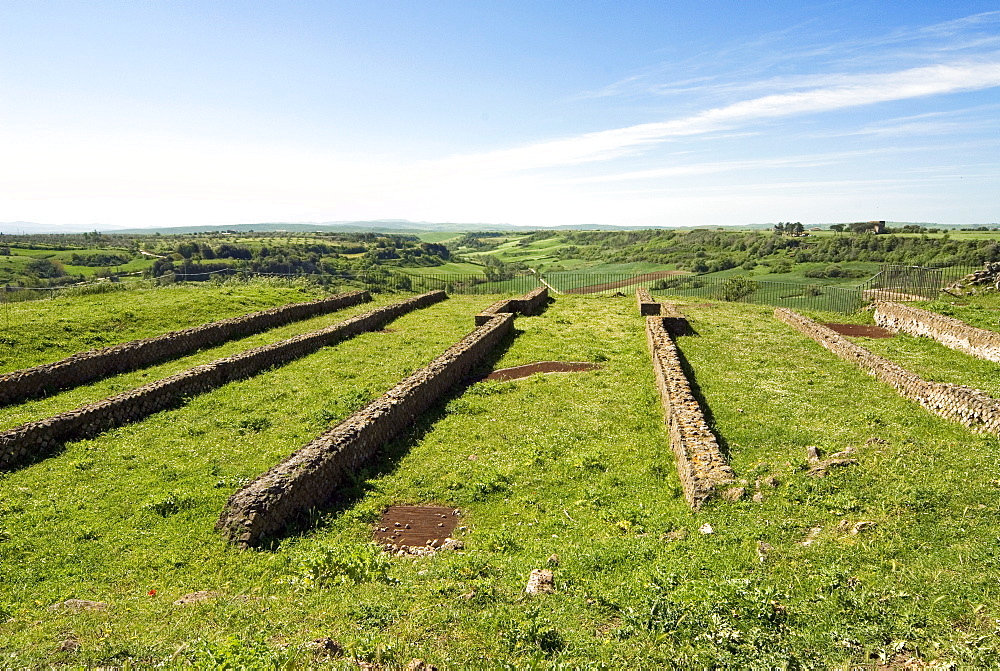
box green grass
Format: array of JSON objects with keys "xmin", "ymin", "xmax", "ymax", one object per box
[
  {"xmin": 398, "ymin": 262, "xmax": 486, "ymax": 276},
  {"xmin": 0, "ymin": 293, "xmax": 412, "ymax": 432},
  {"xmin": 2, "ymin": 294, "xmax": 1000, "ymax": 665},
  {"xmin": 0, "ymin": 279, "xmax": 336, "ymax": 371},
  {"xmin": 915, "ymin": 294, "xmax": 1000, "ymax": 333},
  {"xmin": 415, "ymin": 232, "xmax": 463, "ymax": 244},
  {"xmin": 692, "ymin": 261, "xmax": 879, "ymax": 286}
]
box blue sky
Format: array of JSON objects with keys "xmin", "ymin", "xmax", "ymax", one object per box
[{"xmin": 1, "ymin": 1, "xmax": 998, "ymax": 229}]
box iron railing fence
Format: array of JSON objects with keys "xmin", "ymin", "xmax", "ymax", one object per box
[
  {"xmin": 646, "ymin": 275, "xmax": 867, "ymax": 314},
  {"xmin": 856, "ymin": 264, "xmax": 979, "ymax": 301},
  {"xmin": 0, "ymin": 263, "xmax": 990, "ymax": 318}
]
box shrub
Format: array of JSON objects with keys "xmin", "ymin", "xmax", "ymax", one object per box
[
  {"xmin": 285, "ymin": 542, "xmax": 393, "ymax": 589},
  {"xmin": 721, "ymin": 275, "xmax": 756, "ymax": 302}
]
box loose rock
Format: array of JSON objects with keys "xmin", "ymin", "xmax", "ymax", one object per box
[
  {"xmin": 721, "ymin": 486, "xmax": 745, "ymax": 502},
  {"xmin": 525, "ymin": 569, "xmax": 555, "ymax": 595},
  {"xmin": 173, "ymin": 591, "xmax": 219, "ymax": 606},
  {"xmin": 406, "ymin": 659, "xmax": 438, "ymax": 671},
  {"xmin": 49, "ymin": 599, "xmax": 107, "ymax": 612}
]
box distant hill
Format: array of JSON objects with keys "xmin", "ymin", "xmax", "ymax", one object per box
[{"xmin": 3, "ymin": 219, "xmax": 993, "ymax": 236}]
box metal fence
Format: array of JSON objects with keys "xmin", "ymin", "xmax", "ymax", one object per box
[
  {"xmin": 0, "ymin": 263, "xmax": 988, "ymax": 317},
  {"xmin": 645, "ymin": 275, "xmax": 867, "ymax": 313},
  {"xmin": 856, "ymin": 264, "xmax": 978, "ymax": 301}
]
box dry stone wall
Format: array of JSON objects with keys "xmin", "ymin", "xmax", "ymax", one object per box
[
  {"xmin": 0, "ymin": 290, "xmax": 371, "ymax": 407},
  {"xmin": 775, "ymin": 307, "xmax": 1000, "ymax": 436},
  {"xmin": 636, "ymin": 288, "xmax": 661, "ymax": 316},
  {"xmin": 474, "ymin": 287, "xmax": 547, "ymax": 325},
  {"xmin": 0, "ymin": 291, "xmax": 445, "ymax": 471},
  {"xmin": 873, "ymin": 301, "xmax": 1000, "ymax": 363},
  {"xmin": 643, "ymin": 300, "xmax": 734, "ymax": 508},
  {"xmin": 217, "ymin": 312, "xmax": 516, "ymax": 547}
]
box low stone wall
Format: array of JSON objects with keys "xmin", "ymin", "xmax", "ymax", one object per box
[
  {"xmin": 217, "ymin": 312, "xmax": 516, "ymax": 547},
  {"xmin": 775, "ymin": 307, "xmax": 1000, "ymax": 436},
  {"xmin": 645, "ymin": 309, "xmax": 734, "ymax": 508},
  {"xmin": 874, "ymin": 301, "xmax": 1000, "ymax": 363},
  {"xmin": 474, "ymin": 287, "xmax": 548, "ymax": 325},
  {"xmin": 636, "ymin": 288, "xmax": 661, "ymax": 316},
  {"xmin": 0, "ymin": 290, "xmax": 371, "ymax": 407},
  {"xmin": 0, "ymin": 292, "xmax": 445, "ymax": 472}
]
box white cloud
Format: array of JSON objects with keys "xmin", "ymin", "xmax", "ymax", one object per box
[
  {"xmin": 448, "ymin": 61, "xmax": 1000, "ymax": 175},
  {"xmin": 2, "ymin": 55, "xmax": 999, "ymax": 228}
]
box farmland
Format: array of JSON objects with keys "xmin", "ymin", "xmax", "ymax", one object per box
[{"xmin": 2, "ymin": 279, "xmax": 1000, "ymax": 666}]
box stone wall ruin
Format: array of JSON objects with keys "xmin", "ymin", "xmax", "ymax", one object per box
[
  {"xmin": 474, "ymin": 287, "xmax": 548, "ymax": 325},
  {"xmin": 636, "ymin": 287, "xmax": 661, "ymax": 316},
  {"xmin": 0, "ymin": 291, "xmax": 445, "ymax": 471},
  {"xmin": 873, "ymin": 301, "xmax": 1000, "ymax": 363},
  {"xmin": 0, "ymin": 290, "xmax": 371, "ymax": 407},
  {"xmin": 217, "ymin": 311, "xmax": 518, "ymax": 547},
  {"xmin": 640, "ymin": 291, "xmax": 735, "ymax": 507},
  {"xmin": 775, "ymin": 307, "xmax": 1000, "ymax": 436}
]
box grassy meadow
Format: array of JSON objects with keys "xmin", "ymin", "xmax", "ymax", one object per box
[{"xmin": 1, "ymin": 285, "xmax": 1000, "ymax": 666}]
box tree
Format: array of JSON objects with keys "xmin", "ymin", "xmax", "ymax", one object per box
[{"xmin": 830, "ymin": 224, "xmax": 845, "ymax": 234}]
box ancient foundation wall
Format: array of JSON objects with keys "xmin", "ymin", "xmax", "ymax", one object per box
[
  {"xmin": 217, "ymin": 312, "xmax": 516, "ymax": 547},
  {"xmin": 644, "ymin": 305, "xmax": 734, "ymax": 508},
  {"xmin": 636, "ymin": 288, "xmax": 661, "ymax": 316},
  {"xmin": 0, "ymin": 291, "xmax": 445, "ymax": 471},
  {"xmin": 775, "ymin": 307, "xmax": 1000, "ymax": 436},
  {"xmin": 873, "ymin": 301, "xmax": 1000, "ymax": 363},
  {"xmin": 0, "ymin": 290, "xmax": 371, "ymax": 407},
  {"xmin": 474, "ymin": 287, "xmax": 548, "ymax": 325}
]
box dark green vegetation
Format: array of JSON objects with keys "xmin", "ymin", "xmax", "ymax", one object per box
[
  {"xmin": 2, "ymin": 283, "xmax": 1000, "ymax": 666},
  {"xmin": 0, "ymin": 231, "xmax": 455, "ymax": 288},
  {"xmin": 460, "ymin": 228, "xmax": 1000, "ymax": 277}
]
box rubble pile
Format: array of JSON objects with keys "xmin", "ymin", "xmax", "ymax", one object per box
[{"xmin": 944, "ymin": 261, "xmax": 1000, "ymax": 295}]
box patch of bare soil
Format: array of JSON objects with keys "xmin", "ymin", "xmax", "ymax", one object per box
[
  {"xmin": 823, "ymin": 323, "xmax": 895, "ymax": 338},
  {"xmin": 472, "ymin": 361, "xmax": 602, "ymax": 383},
  {"xmin": 564, "ymin": 270, "xmax": 688, "ymax": 294},
  {"xmin": 373, "ymin": 506, "xmax": 460, "ymax": 553}
]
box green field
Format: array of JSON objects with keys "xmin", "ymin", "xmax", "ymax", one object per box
[
  {"xmin": 3, "ymin": 286, "xmax": 1000, "ymax": 665},
  {"xmin": 397, "ymin": 261, "xmax": 487, "ymax": 276},
  {"xmin": 0, "ymin": 279, "xmax": 334, "ymax": 371}
]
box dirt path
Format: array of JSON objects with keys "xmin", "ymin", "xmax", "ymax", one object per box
[{"xmin": 562, "ymin": 270, "xmax": 688, "ymax": 294}]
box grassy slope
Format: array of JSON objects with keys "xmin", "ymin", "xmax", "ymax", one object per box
[
  {"xmin": 0, "ymin": 281, "xmax": 336, "ymax": 371},
  {"xmin": 1, "ymin": 295, "xmax": 999, "ymax": 665},
  {"xmin": 0, "ymin": 294, "xmax": 411, "ymax": 432}
]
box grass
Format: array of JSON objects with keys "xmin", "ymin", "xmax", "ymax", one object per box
[
  {"xmin": 915, "ymin": 294, "xmax": 1000, "ymax": 333},
  {"xmin": 2, "ymin": 292, "xmax": 1000, "ymax": 665},
  {"xmin": 398, "ymin": 262, "xmax": 486, "ymax": 276},
  {"xmin": 0, "ymin": 292, "xmax": 415, "ymax": 432},
  {"xmin": 0, "ymin": 279, "xmax": 336, "ymax": 371}
]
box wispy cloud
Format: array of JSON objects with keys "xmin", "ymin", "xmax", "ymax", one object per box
[
  {"xmin": 578, "ymin": 11, "xmax": 1000, "ymax": 103},
  {"xmin": 443, "ymin": 60, "xmax": 1000, "ymax": 175}
]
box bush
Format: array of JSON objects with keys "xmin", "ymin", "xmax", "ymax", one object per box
[{"xmin": 721, "ymin": 275, "xmax": 756, "ymax": 302}]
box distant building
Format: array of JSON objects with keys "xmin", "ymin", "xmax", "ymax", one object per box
[{"xmin": 848, "ymin": 220, "xmax": 887, "ymax": 234}]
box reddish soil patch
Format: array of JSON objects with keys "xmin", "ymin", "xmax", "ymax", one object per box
[
  {"xmin": 373, "ymin": 506, "xmax": 459, "ymax": 551},
  {"xmin": 823, "ymin": 323, "xmax": 895, "ymax": 338},
  {"xmin": 564, "ymin": 270, "xmax": 688, "ymax": 295},
  {"xmin": 472, "ymin": 361, "xmax": 602, "ymax": 383}
]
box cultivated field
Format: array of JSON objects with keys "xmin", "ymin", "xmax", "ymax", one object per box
[{"xmin": 1, "ymin": 283, "xmax": 1000, "ymax": 666}]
